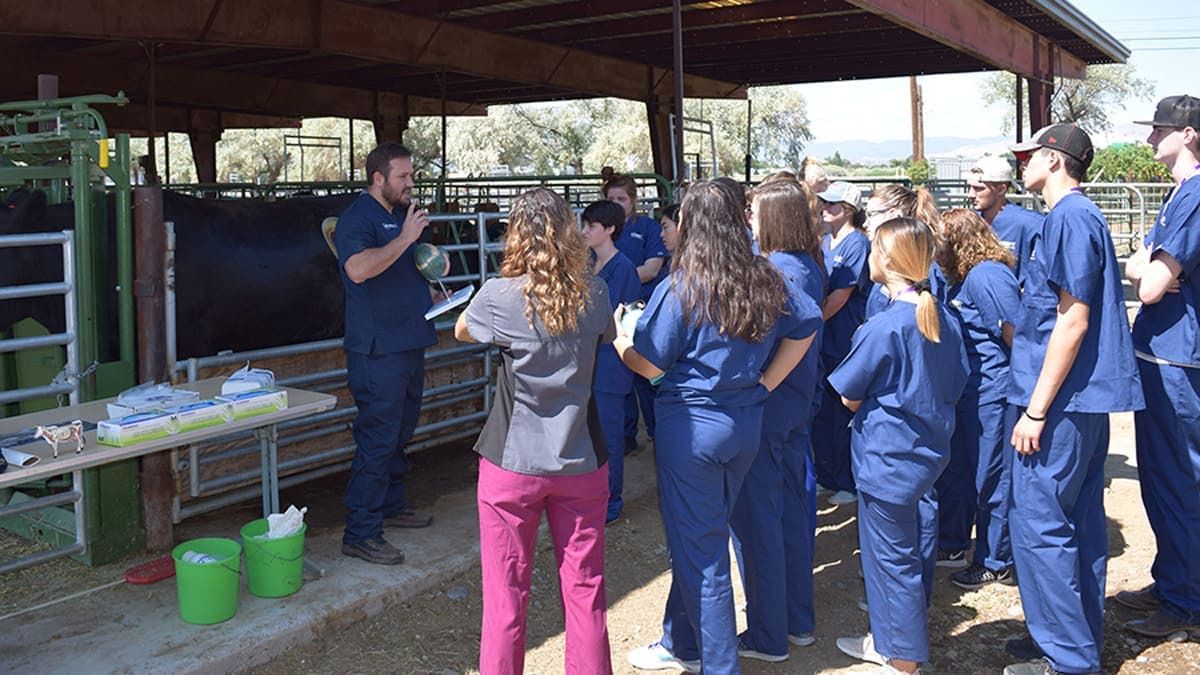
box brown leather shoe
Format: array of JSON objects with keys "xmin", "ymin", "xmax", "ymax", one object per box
[
  {"xmin": 1114, "ymin": 584, "xmax": 1162, "ymax": 612},
  {"xmin": 1124, "ymin": 608, "xmax": 1198, "ymax": 637},
  {"xmin": 383, "ymin": 508, "xmax": 433, "ymax": 529}
]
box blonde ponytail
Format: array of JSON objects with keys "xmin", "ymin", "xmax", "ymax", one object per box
[{"xmin": 874, "ymin": 218, "xmax": 942, "ymax": 343}]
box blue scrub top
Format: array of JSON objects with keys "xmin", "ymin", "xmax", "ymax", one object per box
[
  {"xmin": 634, "ymin": 270, "xmax": 819, "ymax": 408},
  {"xmin": 947, "ymin": 260, "xmax": 1020, "ymax": 403},
  {"xmin": 827, "ymin": 299, "xmax": 968, "ymax": 505},
  {"xmin": 821, "ymin": 230, "xmax": 871, "ymax": 365},
  {"xmin": 594, "ymin": 251, "xmax": 642, "ymax": 394},
  {"xmin": 864, "ymin": 262, "xmax": 947, "ymax": 320},
  {"xmin": 991, "ymin": 202, "xmax": 1043, "ymax": 279},
  {"xmin": 335, "ymin": 191, "xmax": 436, "ymax": 355},
  {"xmin": 1008, "ymin": 192, "xmax": 1144, "ymax": 413},
  {"xmin": 615, "ymin": 214, "xmax": 669, "ymax": 301},
  {"xmin": 763, "ymin": 251, "xmax": 825, "ymax": 433},
  {"xmin": 1132, "ymin": 177, "xmax": 1200, "ymax": 365}
]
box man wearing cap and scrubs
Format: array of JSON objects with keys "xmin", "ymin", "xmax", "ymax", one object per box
[
  {"xmin": 966, "ymin": 155, "xmax": 1044, "ymax": 278},
  {"xmin": 1002, "ymin": 124, "xmax": 1144, "ymax": 675},
  {"xmin": 1122, "ymin": 94, "xmax": 1200, "ymax": 639}
]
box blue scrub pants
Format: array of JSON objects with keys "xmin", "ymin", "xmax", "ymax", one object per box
[
  {"xmin": 343, "ymin": 349, "xmax": 425, "ymax": 545},
  {"xmin": 859, "ymin": 489, "xmax": 937, "ymax": 664},
  {"xmin": 1011, "ymin": 411, "xmax": 1108, "ymax": 674},
  {"xmin": 1134, "ymin": 359, "xmax": 1200, "ymax": 623},
  {"xmin": 655, "ymin": 401, "xmax": 762, "ymax": 675},
  {"xmin": 936, "ymin": 396, "xmax": 1013, "ymax": 569},
  {"xmin": 594, "ymin": 390, "xmax": 626, "ymax": 521},
  {"xmin": 812, "ymin": 386, "xmax": 855, "ymax": 492},
  {"xmin": 730, "ymin": 427, "xmax": 816, "ymax": 656},
  {"xmin": 624, "ymin": 375, "xmax": 657, "ymax": 441}
]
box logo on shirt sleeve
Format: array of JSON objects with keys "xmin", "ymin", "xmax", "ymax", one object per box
[{"xmin": 382, "ymin": 222, "xmax": 398, "ymax": 230}]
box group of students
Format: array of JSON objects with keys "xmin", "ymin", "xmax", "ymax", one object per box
[{"xmin": 452, "ymin": 95, "xmax": 1200, "ymax": 675}]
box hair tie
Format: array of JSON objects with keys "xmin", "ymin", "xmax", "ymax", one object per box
[{"xmin": 912, "ymin": 278, "xmax": 932, "ymax": 294}]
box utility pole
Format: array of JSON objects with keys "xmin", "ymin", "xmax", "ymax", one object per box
[{"xmin": 909, "ymin": 75, "xmax": 925, "ymax": 163}]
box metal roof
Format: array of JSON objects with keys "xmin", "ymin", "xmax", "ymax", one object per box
[{"xmin": 0, "ymin": 0, "xmax": 1127, "ymax": 130}]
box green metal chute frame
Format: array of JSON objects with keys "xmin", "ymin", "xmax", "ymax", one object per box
[{"xmin": 0, "ymin": 93, "xmax": 135, "ymax": 402}]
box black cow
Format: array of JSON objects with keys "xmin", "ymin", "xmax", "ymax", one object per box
[{"xmin": 1, "ymin": 189, "xmax": 355, "ymax": 360}]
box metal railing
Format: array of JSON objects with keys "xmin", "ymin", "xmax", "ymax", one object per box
[
  {"xmin": 0, "ymin": 230, "xmax": 79, "ymax": 407},
  {"xmin": 165, "ymin": 210, "xmax": 501, "ymax": 522}
]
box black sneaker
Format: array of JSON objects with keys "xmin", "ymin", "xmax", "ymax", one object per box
[
  {"xmin": 951, "ymin": 562, "xmax": 1014, "ymax": 590},
  {"xmin": 936, "ymin": 549, "xmax": 968, "ymax": 569},
  {"xmin": 342, "ymin": 536, "xmax": 405, "ymax": 565},
  {"xmin": 624, "ymin": 436, "xmax": 639, "ymax": 453},
  {"xmin": 1005, "ymin": 636, "xmax": 1044, "ymax": 661}
]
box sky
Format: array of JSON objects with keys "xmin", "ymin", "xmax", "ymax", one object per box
[{"xmin": 794, "ymin": 0, "xmax": 1198, "ymax": 146}]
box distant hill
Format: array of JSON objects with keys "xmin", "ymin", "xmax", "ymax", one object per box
[
  {"xmin": 804, "ymin": 136, "xmax": 1009, "ymax": 165},
  {"xmin": 806, "ymin": 126, "xmax": 1148, "ymax": 166}
]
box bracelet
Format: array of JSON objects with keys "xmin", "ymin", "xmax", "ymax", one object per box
[{"xmin": 1023, "ymin": 410, "xmax": 1046, "ymax": 422}]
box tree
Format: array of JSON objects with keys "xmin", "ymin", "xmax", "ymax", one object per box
[
  {"xmin": 980, "ymin": 64, "xmax": 1154, "ymax": 134},
  {"xmin": 1088, "ymin": 143, "xmax": 1170, "ymax": 183},
  {"xmin": 684, "ymin": 86, "xmax": 814, "ymax": 177}
]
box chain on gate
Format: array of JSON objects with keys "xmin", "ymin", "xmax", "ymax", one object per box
[{"xmin": 52, "ymin": 360, "xmax": 100, "ymax": 407}]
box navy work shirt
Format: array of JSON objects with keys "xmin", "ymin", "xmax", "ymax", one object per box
[{"xmin": 335, "ymin": 191, "xmax": 437, "ymax": 355}]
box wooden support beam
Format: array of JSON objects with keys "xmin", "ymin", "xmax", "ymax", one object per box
[
  {"xmin": 104, "ymin": 105, "xmax": 301, "ymax": 134},
  {"xmin": 0, "ymin": 0, "xmax": 745, "ymax": 101},
  {"xmin": 646, "ymin": 96, "xmax": 675, "ymax": 184},
  {"xmin": 4, "ymin": 49, "xmax": 487, "ymax": 122},
  {"xmin": 188, "ymin": 128, "xmax": 221, "ymax": 183},
  {"xmin": 843, "ymin": 0, "xmax": 1086, "ymax": 81}
]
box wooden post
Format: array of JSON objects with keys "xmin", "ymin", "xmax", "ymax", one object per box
[
  {"xmin": 910, "ymin": 76, "xmax": 925, "ymax": 163},
  {"xmin": 134, "ymin": 186, "xmax": 173, "ymax": 551}
]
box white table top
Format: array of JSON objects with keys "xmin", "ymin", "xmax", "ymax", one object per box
[{"xmin": 0, "ymin": 379, "xmax": 337, "ymax": 489}]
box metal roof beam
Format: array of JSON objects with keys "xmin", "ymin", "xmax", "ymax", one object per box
[
  {"xmin": 0, "ymin": 0, "xmax": 744, "ymax": 100},
  {"xmin": 843, "ymin": 0, "xmax": 1086, "ymax": 81}
]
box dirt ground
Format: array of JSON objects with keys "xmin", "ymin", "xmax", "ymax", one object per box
[
  {"xmin": 242, "ymin": 412, "xmax": 1197, "ymax": 675},
  {"xmin": 3, "ymin": 413, "xmax": 1197, "ymax": 674}
]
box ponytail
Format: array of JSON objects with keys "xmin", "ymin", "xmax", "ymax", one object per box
[
  {"xmin": 874, "ymin": 218, "xmax": 942, "ymax": 343},
  {"xmin": 913, "ymin": 279, "xmax": 941, "ymax": 343},
  {"xmin": 913, "ymin": 188, "xmax": 939, "ymax": 228}
]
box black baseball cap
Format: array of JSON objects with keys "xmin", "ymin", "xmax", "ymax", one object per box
[
  {"xmin": 1009, "ymin": 123, "xmax": 1094, "ymax": 166},
  {"xmin": 1134, "ymin": 95, "xmax": 1200, "ymax": 130}
]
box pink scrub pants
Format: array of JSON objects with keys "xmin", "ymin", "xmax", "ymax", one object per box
[{"xmin": 477, "ymin": 458, "xmax": 612, "ymax": 675}]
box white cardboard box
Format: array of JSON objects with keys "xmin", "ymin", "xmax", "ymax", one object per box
[
  {"xmin": 214, "ymin": 388, "xmax": 288, "ymax": 419},
  {"xmin": 97, "ymin": 411, "xmax": 180, "ymax": 447}
]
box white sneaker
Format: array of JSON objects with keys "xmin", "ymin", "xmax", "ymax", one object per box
[
  {"xmin": 829, "ymin": 490, "xmax": 858, "ymax": 505},
  {"xmin": 865, "ymin": 664, "xmax": 924, "ymax": 675},
  {"xmin": 788, "ymin": 632, "xmax": 816, "ymax": 646},
  {"xmin": 628, "ymin": 641, "xmax": 701, "ymax": 672},
  {"xmin": 836, "ymin": 634, "xmax": 887, "ymax": 665}
]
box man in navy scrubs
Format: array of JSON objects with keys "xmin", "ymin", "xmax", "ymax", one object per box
[
  {"xmin": 965, "ymin": 155, "xmax": 1043, "ymax": 278},
  {"xmin": 1122, "ymin": 95, "xmax": 1200, "ymax": 638},
  {"xmin": 1002, "ymin": 124, "xmax": 1144, "ymax": 675},
  {"xmin": 336, "ymin": 143, "xmax": 437, "ymax": 565}
]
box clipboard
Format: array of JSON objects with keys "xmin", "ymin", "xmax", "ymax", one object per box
[{"xmin": 425, "ymin": 283, "xmax": 475, "ymax": 320}]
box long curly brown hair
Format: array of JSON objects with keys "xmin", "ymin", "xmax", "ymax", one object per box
[
  {"xmin": 500, "ymin": 188, "xmax": 593, "ymax": 336},
  {"xmin": 936, "ymin": 208, "xmax": 1015, "ymax": 285},
  {"xmin": 673, "ymin": 180, "xmax": 787, "ymax": 342}
]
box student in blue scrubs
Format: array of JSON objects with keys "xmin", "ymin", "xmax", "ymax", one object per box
[
  {"xmin": 1122, "ymin": 95, "xmax": 1200, "ymax": 638},
  {"xmin": 614, "ymin": 180, "xmax": 817, "ymax": 675},
  {"xmin": 1003, "ymin": 124, "xmax": 1144, "ymax": 675},
  {"xmin": 934, "ymin": 209, "xmax": 1021, "ymax": 589},
  {"xmin": 603, "ymin": 169, "xmax": 669, "ymax": 454},
  {"xmin": 730, "ymin": 179, "xmax": 825, "ymax": 663},
  {"xmin": 861, "ymin": 185, "xmax": 944, "ymax": 318},
  {"xmin": 813, "ymin": 181, "xmax": 868, "ymax": 505},
  {"xmin": 581, "ymin": 200, "xmax": 643, "ymax": 523},
  {"xmin": 829, "ymin": 218, "xmax": 968, "ymax": 675},
  {"xmin": 965, "ymin": 155, "xmax": 1044, "ymax": 279}
]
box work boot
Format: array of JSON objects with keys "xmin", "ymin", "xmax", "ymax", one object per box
[
  {"xmin": 1124, "ymin": 608, "xmax": 1198, "ymax": 637},
  {"xmin": 1114, "ymin": 583, "xmax": 1162, "ymax": 612},
  {"xmin": 341, "ymin": 535, "xmax": 405, "ymax": 565},
  {"xmin": 383, "ymin": 508, "xmax": 433, "ymax": 529}
]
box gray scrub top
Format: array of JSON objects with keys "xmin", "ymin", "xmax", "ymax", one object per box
[{"xmin": 464, "ymin": 275, "xmax": 616, "ymax": 475}]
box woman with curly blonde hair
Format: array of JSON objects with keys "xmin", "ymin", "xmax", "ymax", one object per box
[
  {"xmin": 933, "ymin": 208, "xmax": 1022, "ymax": 592},
  {"xmin": 455, "ymin": 187, "xmax": 615, "ymax": 675}
]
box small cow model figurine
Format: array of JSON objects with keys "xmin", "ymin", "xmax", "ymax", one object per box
[{"xmin": 34, "ymin": 420, "xmax": 85, "ymax": 458}]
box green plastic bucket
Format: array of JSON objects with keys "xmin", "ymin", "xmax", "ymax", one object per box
[
  {"xmin": 240, "ymin": 518, "xmax": 306, "ymax": 598},
  {"xmin": 172, "ymin": 537, "xmax": 242, "ymax": 624}
]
